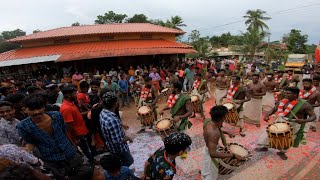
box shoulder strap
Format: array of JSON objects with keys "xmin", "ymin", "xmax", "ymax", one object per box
[
  {"xmin": 219, "ymin": 127, "xmax": 227, "ymax": 147},
  {"xmin": 287, "ymin": 99, "xmax": 307, "ymax": 119},
  {"xmin": 234, "ymin": 86, "xmax": 244, "ymax": 99},
  {"xmin": 203, "ymin": 119, "xmax": 211, "ymax": 128}
]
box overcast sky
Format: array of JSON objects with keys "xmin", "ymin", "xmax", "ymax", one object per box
[{"xmin": 0, "ymin": 0, "xmax": 319, "ymax": 44}]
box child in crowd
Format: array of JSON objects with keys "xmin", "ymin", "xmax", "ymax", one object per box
[
  {"xmin": 0, "ymin": 101, "xmax": 21, "ymax": 145},
  {"xmin": 100, "ymin": 154, "xmax": 137, "ymax": 180}
]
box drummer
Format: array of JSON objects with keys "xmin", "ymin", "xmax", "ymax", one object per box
[
  {"xmin": 286, "ymin": 70, "xmax": 300, "ymax": 87},
  {"xmin": 214, "ymin": 69, "xmax": 230, "ymax": 105},
  {"xmin": 220, "ymin": 75, "xmax": 251, "ymax": 137},
  {"xmin": 190, "ymin": 73, "xmax": 208, "ymax": 119},
  {"xmin": 256, "ymin": 87, "xmax": 316, "ymax": 160},
  {"xmin": 274, "ymin": 70, "xmax": 289, "ymax": 102},
  {"xmin": 137, "ymin": 77, "xmax": 159, "ymax": 133},
  {"xmin": 159, "ymin": 82, "xmax": 193, "ymax": 132},
  {"xmin": 243, "ymin": 74, "xmax": 266, "ymax": 127},
  {"xmin": 201, "ymin": 106, "xmax": 242, "ymax": 180},
  {"xmin": 299, "ymin": 79, "xmax": 320, "ymax": 133},
  {"xmin": 245, "ymin": 65, "xmax": 260, "ymax": 80},
  {"xmin": 262, "ymin": 73, "xmax": 278, "ymax": 111}
]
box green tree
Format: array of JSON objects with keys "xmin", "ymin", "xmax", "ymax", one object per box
[
  {"xmin": 243, "ymin": 9, "xmax": 271, "ymax": 31},
  {"xmin": 236, "ymin": 28, "xmax": 265, "ymax": 60},
  {"xmin": 188, "ymin": 30, "xmax": 211, "ymax": 57},
  {"xmin": 165, "ymin": 16, "xmax": 186, "ymax": 30},
  {"xmin": 150, "ymin": 19, "xmax": 166, "ymax": 26},
  {"xmin": 282, "ymin": 29, "xmax": 308, "ymax": 54},
  {"xmin": 95, "ymin": 11, "xmax": 127, "ymax": 24},
  {"xmin": 0, "ymin": 29, "xmax": 26, "ymax": 53},
  {"xmin": 33, "ymin": 29, "xmax": 41, "ymax": 34},
  {"xmin": 0, "ymin": 29, "xmax": 26, "ymax": 40},
  {"xmin": 71, "ymin": 22, "xmax": 80, "ymax": 26},
  {"xmin": 306, "ymin": 44, "xmax": 317, "ymax": 54},
  {"xmin": 127, "ymin": 14, "xmax": 149, "ymax": 23}
]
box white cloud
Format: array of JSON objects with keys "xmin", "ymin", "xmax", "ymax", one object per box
[{"xmin": 0, "ymin": 0, "xmax": 319, "ymax": 43}]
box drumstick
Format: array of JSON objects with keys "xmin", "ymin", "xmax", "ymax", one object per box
[
  {"xmin": 290, "ymin": 111, "xmax": 299, "ymax": 120},
  {"xmin": 160, "ymin": 115, "xmax": 163, "ymax": 120}
]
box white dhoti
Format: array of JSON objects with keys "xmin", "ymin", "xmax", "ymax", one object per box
[
  {"xmin": 262, "ymin": 92, "xmax": 275, "ymax": 112},
  {"xmin": 201, "ymin": 148, "xmax": 219, "ymax": 180},
  {"xmin": 214, "ymin": 88, "xmax": 227, "ymax": 105},
  {"xmin": 243, "ymin": 97, "xmax": 263, "ymax": 125},
  {"xmin": 303, "ymin": 106, "xmax": 319, "ymax": 137},
  {"xmin": 257, "ymin": 117, "xmax": 302, "ymax": 148}
]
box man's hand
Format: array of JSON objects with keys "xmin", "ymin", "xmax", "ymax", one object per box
[
  {"xmin": 122, "ymin": 124, "xmax": 129, "ymax": 130},
  {"xmin": 234, "ymin": 154, "xmax": 245, "ymax": 161},
  {"xmin": 294, "ymin": 119, "xmax": 305, "ymax": 124},
  {"xmin": 173, "ymin": 116, "xmax": 181, "ymax": 123},
  {"xmin": 228, "ymin": 132, "xmax": 235, "ymax": 138},
  {"xmin": 264, "ymin": 116, "xmax": 269, "ymax": 122},
  {"xmin": 158, "ymin": 109, "xmax": 164, "ymax": 116}
]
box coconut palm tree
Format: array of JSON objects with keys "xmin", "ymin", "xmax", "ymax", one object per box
[
  {"xmin": 243, "ymin": 9, "xmax": 271, "ymax": 31},
  {"xmin": 236, "ymin": 28, "xmax": 266, "ymax": 60},
  {"xmin": 165, "ymin": 16, "xmax": 186, "ymax": 30}
]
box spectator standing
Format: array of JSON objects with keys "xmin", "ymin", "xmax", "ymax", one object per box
[
  {"xmin": 0, "ymin": 101, "xmax": 20, "ymax": 145},
  {"xmin": 99, "ymin": 92, "xmax": 134, "ymax": 167},
  {"xmin": 149, "ymin": 68, "xmax": 161, "ymax": 91},
  {"xmin": 60, "ymin": 86, "xmax": 96, "ymax": 164},
  {"xmin": 183, "ymin": 64, "xmax": 192, "ymax": 91},
  {"xmin": 118, "ymin": 73, "xmax": 129, "ymax": 108},
  {"xmin": 16, "ymin": 94, "xmax": 93, "ymax": 179}
]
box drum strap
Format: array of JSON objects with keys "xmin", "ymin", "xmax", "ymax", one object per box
[{"xmin": 287, "ymin": 99, "xmax": 307, "ymax": 147}]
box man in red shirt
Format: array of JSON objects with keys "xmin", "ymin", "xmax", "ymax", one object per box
[{"xmin": 60, "ymin": 86, "xmax": 96, "ymax": 163}]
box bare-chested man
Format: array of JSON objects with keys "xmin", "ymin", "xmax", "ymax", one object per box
[
  {"xmin": 274, "ymin": 70, "xmax": 289, "ymax": 102},
  {"xmin": 286, "ymin": 70, "xmax": 300, "ymax": 87},
  {"xmin": 245, "ymin": 65, "xmax": 260, "ymax": 80},
  {"xmin": 220, "ymin": 76, "xmax": 251, "ymax": 137},
  {"xmin": 243, "ymin": 74, "xmax": 266, "ymax": 127},
  {"xmin": 256, "ymin": 87, "xmax": 316, "ymax": 160},
  {"xmin": 262, "ymin": 73, "xmax": 278, "ymax": 111},
  {"xmin": 299, "ymin": 79, "xmax": 320, "ymax": 133},
  {"xmin": 201, "ymin": 106, "xmax": 242, "ymax": 180},
  {"xmin": 224, "ymin": 64, "xmax": 233, "ymax": 77},
  {"xmin": 159, "ymin": 82, "xmax": 193, "ymax": 133},
  {"xmin": 214, "ymin": 69, "xmax": 230, "ymax": 105},
  {"xmin": 190, "ymin": 73, "xmax": 208, "ymax": 119}
]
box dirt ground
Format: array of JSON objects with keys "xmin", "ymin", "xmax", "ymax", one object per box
[{"xmin": 120, "ymin": 76, "xmax": 320, "ymax": 179}]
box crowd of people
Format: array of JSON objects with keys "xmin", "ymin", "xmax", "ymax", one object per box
[{"xmin": 0, "ymin": 57, "xmax": 319, "ymax": 179}]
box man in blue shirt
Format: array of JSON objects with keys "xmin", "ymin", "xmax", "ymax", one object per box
[
  {"xmin": 99, "ymin": 92, "xmax": 134, "ymax": 167},
  {"xmin": 16, "ymin": 93, "xmax": 93, "ymax": 179},
  {"xmin": 118, "ymin": 73, "xmax": 130, "ymax": 108}
]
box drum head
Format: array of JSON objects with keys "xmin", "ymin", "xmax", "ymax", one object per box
[
  {"xmin": 223, "ymin": 103, "xmax": 234, "ymax": 110},
  {"xmin": 191, "ymin": 95, "xmax": 199, "ymax": 102},
  {"xmin": 229, "ymin": 144, "xmax": 248, "ymax": 157},
  {"xmin": 156, "ymin": 119, "xmax": 171, "ymax": 129},
  {"xmin": 138, "ymin": 106, "xmax": 150, "ymax": 114},
  {"xmin": 269, "ymin": 122, "xmax": 290, "ymax": 133}
]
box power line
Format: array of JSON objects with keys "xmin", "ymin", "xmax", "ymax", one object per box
[{"xmin": 197, "ymin": 2, "xmax": 320, "ymax": 32}]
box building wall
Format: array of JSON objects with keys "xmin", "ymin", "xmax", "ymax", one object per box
[{"xmin": 21, "ymin": 33, "xmax": 177, "ymax": 48}]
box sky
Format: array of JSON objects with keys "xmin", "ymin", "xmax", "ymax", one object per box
[{"xmin": 0, "ymin": 0, "xmax": 319, "ymax": 44}]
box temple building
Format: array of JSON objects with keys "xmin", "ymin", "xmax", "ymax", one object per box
[{"xmin": 0, "ymin": 23, "xmax": 196, "ymax": 78}]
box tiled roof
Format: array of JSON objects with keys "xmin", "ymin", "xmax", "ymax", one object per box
[
  {"xmin": 0, "ymin": 39, "xmax": 196, "ymax": 66},
  {"xmin": 7, "ymin": 23, "xmax": 185, "ymax": 43}
]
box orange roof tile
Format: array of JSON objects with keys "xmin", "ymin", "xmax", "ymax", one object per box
[
  {"xmin": 8, "ymin": 23, "xmax": 185, "ymax": 43},
  {"xmin": 0, "ymin": 39, "xmax": 196, "ymax": 65}
]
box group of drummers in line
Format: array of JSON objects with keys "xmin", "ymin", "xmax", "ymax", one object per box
[{"xmin": 133, "ymin": 64, "xmax": 319, "ymax": 179}]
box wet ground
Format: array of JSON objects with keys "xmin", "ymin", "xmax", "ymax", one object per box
[{"xmin": 120, "ymin": 88, "xmax": 320, "ymax": 180}]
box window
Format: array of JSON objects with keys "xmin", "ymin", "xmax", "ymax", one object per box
[
  {"xmin": 140, "ymin": 34, "xmax": 152, "ymax": 39},
  {"xmin": 100, "ymin": 35, "xmax": 115, "ymax": 41},
  {"xmin": 53, "ymin": 39, "xmax": 70, "ymax": 44}
]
